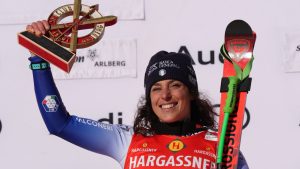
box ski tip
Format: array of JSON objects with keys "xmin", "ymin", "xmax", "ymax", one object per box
[{"xmin": 225, "ymin": 20, "xmax": 253, "ymax": 36}]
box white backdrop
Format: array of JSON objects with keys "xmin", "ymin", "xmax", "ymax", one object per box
[{"xmin": 0, "ymin": 0, "xmax": 300, "ymax": 169}]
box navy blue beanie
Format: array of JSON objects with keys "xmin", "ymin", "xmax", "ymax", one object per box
[{"xmin": 144, "ymin": 51, "xmax": 198, "ymax": 98}]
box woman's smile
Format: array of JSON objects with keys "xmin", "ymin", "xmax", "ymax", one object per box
[{"xmin": 150, "ymin": 80, "xmax": 192, "ymax": 123}]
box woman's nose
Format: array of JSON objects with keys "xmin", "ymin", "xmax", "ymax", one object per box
[{"xmin": 161, "ymin": 88, "xmax": 172, "ymax": 100}]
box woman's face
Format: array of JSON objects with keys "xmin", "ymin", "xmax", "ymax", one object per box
[{"xmin": 150, "ymin": 79, "xmax": 192, "ymax": 123}]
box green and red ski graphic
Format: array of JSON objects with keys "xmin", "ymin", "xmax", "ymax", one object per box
[{"xmin": 217, "ymin": 20, "xmax": 256, "ymax": 169}]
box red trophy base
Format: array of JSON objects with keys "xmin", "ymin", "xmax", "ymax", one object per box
[{"xmin": 18, "ymin": 31, "xmax": 76, "ymax": 73}]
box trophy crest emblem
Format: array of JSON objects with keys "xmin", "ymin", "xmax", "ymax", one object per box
[{"xmin": 18, "ymin": 0, "xmax": 117, "ymax": 73}]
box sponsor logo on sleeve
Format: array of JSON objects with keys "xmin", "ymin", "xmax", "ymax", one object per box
[{"xmin": 42, "ymin": 95, "xmax": 60, "ymax": 112}]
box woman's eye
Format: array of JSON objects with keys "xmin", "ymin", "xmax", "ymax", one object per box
[
  {"xmin": 151, "ymin": 87, "xmax": 161, "ymax": 92},
  {"xmin": 171, "ymin": 83, "xmax": 181, "ymax": 88}
]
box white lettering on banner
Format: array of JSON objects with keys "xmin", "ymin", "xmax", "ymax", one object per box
[
  {"xmin": 76, "ymin": 117, "xmax": 113, "ymax": 131},
  {"xmin": 129, "ymin": 155, "xmax": 215, "ymax": 169},
  {"xmin": 52, "ymin": 39, "xmax": 137, "ymax": 79}
]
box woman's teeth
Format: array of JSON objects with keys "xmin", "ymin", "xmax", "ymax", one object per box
[{"xmin": 161, "ymin": 104, "xmax": 174, "ymax": 109}]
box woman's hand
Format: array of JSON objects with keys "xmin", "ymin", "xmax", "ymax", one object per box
[
  {"xmin": 25, "ymin": 20, "xmax": 50, "ymax": 56},
  {"xmin": 26, "ymin": 20, "xmax": 50, "ymax": 37}
]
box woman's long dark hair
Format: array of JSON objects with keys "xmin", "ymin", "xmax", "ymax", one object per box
[{"xmin": 133, "ymin": 91, "xmax": 216, "ymax": 136}]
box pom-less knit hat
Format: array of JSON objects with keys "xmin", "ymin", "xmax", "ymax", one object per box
[{"xmin": 144, "ymin": 51, "xmax": 198, "ymax": 98}]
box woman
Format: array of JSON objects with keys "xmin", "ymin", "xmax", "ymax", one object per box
[{"xmin": 26, "ymin": 21, "xmax": 249, "ymax": 169}]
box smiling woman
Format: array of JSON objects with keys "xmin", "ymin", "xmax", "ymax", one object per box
[
  {"xmin": 26, "ymin": 21, "xmax": 249, "ymax": 169},
  {"xmin": 134, "ymin": 51, "xmax": 215, "ymax": 136}
]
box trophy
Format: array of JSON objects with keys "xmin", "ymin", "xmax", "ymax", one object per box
[{"xmin": 18, "ymin": 0, "xmax": 117, "ymax": 73}]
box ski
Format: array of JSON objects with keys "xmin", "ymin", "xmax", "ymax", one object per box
[{"xmin": 216, "ymin": 20, "xmax": 256, "ymax": 169}]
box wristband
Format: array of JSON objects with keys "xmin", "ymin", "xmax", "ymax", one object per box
[{"xmin": 29, "ymin": 62, "xmax": 50, "ymax": 70}]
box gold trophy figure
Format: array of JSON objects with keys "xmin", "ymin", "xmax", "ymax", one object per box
[{"xmin": 18, "ymin": 0, "xmax": 117, "ymax": 72}]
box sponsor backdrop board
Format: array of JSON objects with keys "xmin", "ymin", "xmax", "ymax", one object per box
[{"xmin": 0, "ymin": 0, "xmax": 300, "ymax": 169}]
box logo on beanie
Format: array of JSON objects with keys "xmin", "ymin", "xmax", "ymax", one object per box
[
  {"xmin": 159, "ymin": 60, "xmax": 180, "ymax": 69},
  {"xmin": 147, "ymin": 63, "xmax": 158, "ymax": 76},
  {"xmin": 147, "ymin": 60, "xmax": 180, "ymax": 77},
  {"xmin": 159, "ymin": 69, "xmax": 166, "ymax": 76}
]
